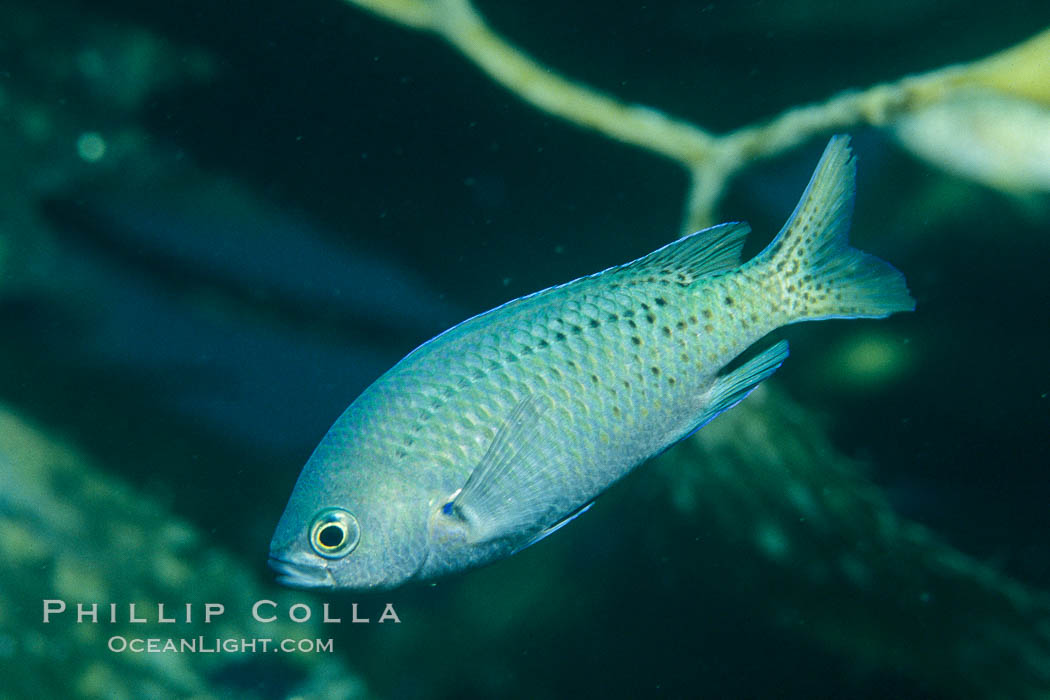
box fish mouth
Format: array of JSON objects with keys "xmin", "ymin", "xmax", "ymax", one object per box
[{"xmin": 268, "ymin": 553, "xmax": 336, "ymax": 589}]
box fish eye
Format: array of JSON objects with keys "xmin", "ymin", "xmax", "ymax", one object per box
[{"xmin": 309, "ymin": 507, "xmax": 360, "ymax": 559}]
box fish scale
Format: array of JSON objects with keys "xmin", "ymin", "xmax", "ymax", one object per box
[
  {"xmin": 269, "ymin": 135, "xmax": 915, "ymax": 590},
  {"xmin": 404, "ymin": 282, "xmax": 725, "ymax": 491}
]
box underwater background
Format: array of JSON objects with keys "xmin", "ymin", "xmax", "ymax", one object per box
[{"xmin": 1, "ymin": 0, "xmax": 1048, "ymax": 698}]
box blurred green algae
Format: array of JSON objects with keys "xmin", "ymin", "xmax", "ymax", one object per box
[{"xmin": 0, "ymin": 404, "xmax": 372, "ymax": 700}]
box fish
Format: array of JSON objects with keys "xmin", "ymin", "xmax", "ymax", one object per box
[{"xmin": 269, "ymin": 135, "xmax": 915, "ymax": 590}]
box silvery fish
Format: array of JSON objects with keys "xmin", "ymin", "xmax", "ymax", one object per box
[{"xmin": 269, "ymin": 136, "xmax": 914, "ymax": 590}]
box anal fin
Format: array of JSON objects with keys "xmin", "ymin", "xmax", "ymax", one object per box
[{"xmin": 679, "ymin": 340, "xmax": 790, "ymax": 441}]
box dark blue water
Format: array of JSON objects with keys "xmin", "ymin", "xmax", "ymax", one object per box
[{"xmin": 2, "ymin": 1, "xmax": 1048, "ymax": 698}]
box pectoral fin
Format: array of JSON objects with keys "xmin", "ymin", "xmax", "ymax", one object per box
[{"xmin": 443, "ymin": 393, "xmax": 565, "ymax": 544}]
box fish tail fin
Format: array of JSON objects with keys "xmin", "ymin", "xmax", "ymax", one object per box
[{"xmin": 752, "ymin": 135, "xmax": 915, "ymax": 322}]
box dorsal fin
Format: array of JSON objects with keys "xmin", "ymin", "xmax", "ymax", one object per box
[{"xmin": 612, "ymin": 222, "xmax": 750, "ymax": 286}]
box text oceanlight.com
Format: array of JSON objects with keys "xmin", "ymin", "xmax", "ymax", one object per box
[
  {"xmin": 42, "ymin": 599, "xmax": 401, "ymax": 655},
  {"xmin": 107, "ymin": 636, "xmax": 334, "ymax": 654}
]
